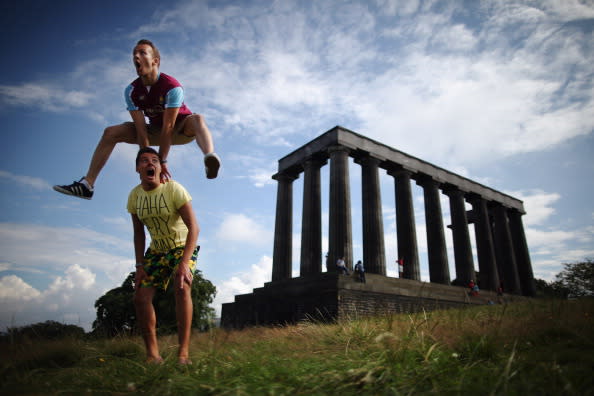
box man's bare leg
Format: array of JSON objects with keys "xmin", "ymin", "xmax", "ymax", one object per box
[
  {"xmin": 85, "ymin": 123, "xmax": 138, "ymax": 187},
  {"xmin": 183, "ymin": 114, "xmax": 220, "ymax": 179},
  {"xmin": 134, "ymin": 287, "xmax": 162, "ymax": 363},
  {"xmin": 175, "ymin": 284, "xmax": 193, "ymax": 364},
  {"xmin": 183, "ymin": 114, "xmax": 213, "ymax": 154}
]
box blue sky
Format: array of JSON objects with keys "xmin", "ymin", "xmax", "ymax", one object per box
[{"xmin": 1, "ymin": 0, "xmax": 593, "ymax": 332}]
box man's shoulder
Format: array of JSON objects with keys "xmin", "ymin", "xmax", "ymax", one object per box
[
  {"xmin": 158, "ymin": 73, "xmax": 182, "ymax": 88},
  {"xmin": 128, "ymin": 184, "xmax": 144, "ymax": 195},
  {"xmin": 128, "ymin": 77, "xmax": 143, "ymax": 88},
  {"xmin": 163, "ymin": 180, "xmax": 185, "ymax": 192},
  {"xmin": 164, "ymin": 180, "xmax": 192, "ymax": 200}
]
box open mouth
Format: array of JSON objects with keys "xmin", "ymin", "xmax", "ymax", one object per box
[
  {"xmin": 147, "ymin": 169, "xmax": 155, "ymax": 177},
  {"xmin": 134, "ymin": 60, "xmax": 141, "ymax": 69}
]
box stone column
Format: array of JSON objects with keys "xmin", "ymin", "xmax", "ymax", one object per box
[
  {"xmin": 358, "ymin": 155, "xmax": 386, "ymax": 275},
  {"xmin": 508, "ymin": 209, "xmax": 536, "ymax": 296},
  {"xmin": 444, "ymin": 187, "xmax": 475, "ymax": 286},
  {"xmin": 468, "ymin": 195, "xmax": 499, "ymax": 291},
  {"xmin": 300, "ymin": 158, "xmax": 325, "ymax": 276},
  {"xmin": 491, "ymin": 203, "xmax": 521, "ymax": 294},
  {"xmin": 417, "ymin": 176, "xmax": 449, "ymax": 284},
  {"xmin": 328, "ymin": 146, "xmax": 352, "ymax": 272},
  {"xmin": 389, "ymin": 168, "xmax": 420, "ymax": 280},
  {"xmin": 272, "ymin": 172, "xmax": 298, "ymax": 282}
]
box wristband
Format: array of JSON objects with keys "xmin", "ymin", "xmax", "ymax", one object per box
[
  {"xmin": 135, "ymin": 263, "xmax": 144, "ymax": 268},
  {"xmin": 161, "ymin": 160, "xmax": 167, "ymax": 164}
]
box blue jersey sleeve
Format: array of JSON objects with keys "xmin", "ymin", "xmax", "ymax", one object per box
[
  {"xmin": 165, "ymin": 86, "xmax": 184, "ymax": 108},
  {"xmin": 124, "ymin": 84, "xmax": 138, "ymax": 111}
]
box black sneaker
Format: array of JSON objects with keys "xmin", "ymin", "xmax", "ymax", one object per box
[
  {"xmin": 53, "ymin": 178, "xmax": 94, "ymax": 200},
  {"xmin": 204, "ymin": 152, "xmax": 221, "ymax": 179}
]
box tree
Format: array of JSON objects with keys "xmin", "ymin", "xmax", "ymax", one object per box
[
  {"xmin": 4, "ymin": 320, "xmax": 85, "ymax": 342},
  {"xmin": 153, "ymin": 269, "xmax": 217, "ymax": 333},
  {"xmin": 534, "ymin": 278, "xmax": 569, "ymax": 298},
  {"xmin": 92, "ymin": 272, "xmax": 136, "ymax": 337},
  {"xmin": 92, "ymin": 270, "xmax": 216, "ymax": 337},
  {"xmin": 553, "ymin": 259, "xmax": 594, "ymax": 298}
]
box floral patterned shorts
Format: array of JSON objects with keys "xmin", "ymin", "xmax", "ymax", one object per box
[{"xmin": 139, "ymin": 245, "xmax": 199, "ymax": 290}]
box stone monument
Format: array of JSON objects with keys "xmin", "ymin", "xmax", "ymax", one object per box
[{"xmin": 221, "ymin": 126, "xmax": 534, "ymax": 328}]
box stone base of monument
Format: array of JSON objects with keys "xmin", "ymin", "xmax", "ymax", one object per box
[{"xmin": 220, "ymin": 273, "xmax": 524, "ymax": 329}]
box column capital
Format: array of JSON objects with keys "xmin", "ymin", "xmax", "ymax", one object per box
[
  {"xmin": 466, "ymin": 192, "xmax": 487, "ymax": 205},
  {"xmin": 328, "ymin": 145, "xmax": 351, "ymax": 155},
  {"xmin": 507, "ymin": 207, "xmax": 527, "ymax": 216},
  {"xmin": 442, "ymin": 184, "xmax": 467, "ymax": 198},
  {"xmin": 386, "ymin": 166, "xmax": 415, "ymax": 178},
  {"xmin": 487, "ymin": 200, "xmax": 513, "ymax": 211},
  {"xmin": 353, "ymin": 152, "xmax": 382, "ymax": 166},
  {"xmin": 302, "ymin": 156, "xmax": 328, "ymax": 169},
  {"xmin": 415, "ymin": 174, "xmax": 441, "ymax": 188},
  {"xmin": 272, "ymin": 171, "xmax": 299, "ymax": 182}
]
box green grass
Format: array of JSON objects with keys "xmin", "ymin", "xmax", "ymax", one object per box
[{"xmin": 1, "ymin": 298, "xmax": 593, "ymax": 395}]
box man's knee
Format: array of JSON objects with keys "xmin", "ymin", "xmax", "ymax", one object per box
[
  {"xmin": 134, "ymin": 289, "xmax": 153, "ymax": 307},
  {"xmin": 174, "ymin": 286, "xmax": 192, "ymax": 301},
  {"xmin": 102, "ymin": 123, "xmax": 135, "ymax": 143},
  {"xmin": 180, "ymin": 114, "xmax": 204, "ymax": 138},
  {"xmin": 188, "ymin": 113, "xmax": 204, "ymax": 124}
]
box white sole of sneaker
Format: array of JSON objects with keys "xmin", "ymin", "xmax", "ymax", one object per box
[{"xmin": 53, "ymin": 185, "xmax": 92, "ymax": 200}]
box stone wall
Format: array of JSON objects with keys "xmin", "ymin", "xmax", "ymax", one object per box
[{"xmin": 221, "ymin": 273, "xmax": 521, "ymax": 328}]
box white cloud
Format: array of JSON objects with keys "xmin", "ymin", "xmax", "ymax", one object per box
[
  {"xmin": 215, "ymin": 213, "xmax": 273, "ymax": 245},
  {"xmin": 225, "ymin": 152, "xmax": 277, "ymax": 187},
  {"xmin": 0, "ymin": 267, "xmax": 102, "ymax": 331},
  {"xmin": 0, "ymin": 223, "xmax": 132, "ymax": 284},
  {"xmin": 0, "ymin": 222, "xmax": 133, "ymax": 331},
  {"xmin": 0, "ymin": 170, "xmax": 52, "ymax": 190},
  {"xmin": 6, "ymin": 0, "xmax": 588, "ymax": 174},
  {"xmin": 375, "ymin": 0, "xmax": 420, "ymax": 17},
  {"xmin": 0, "ymin": 275, "xmax": 41, "ymax": 301},
  {"xmin": 0, "ymin": 84, "xmax": 92, "ymax": 112},
  {"xmin": 47, "ymin": 264, "xmax": 96, "ymax": 293},
  {"xmin": 507, "ymin": 189, "xmax": 561, "ymax": 226}
]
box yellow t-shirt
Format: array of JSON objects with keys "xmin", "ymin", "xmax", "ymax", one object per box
[{"xmin": 127, "ymin": 180, "xmax": 192, "ymax": 253}]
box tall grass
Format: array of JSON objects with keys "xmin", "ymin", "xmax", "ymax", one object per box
[{"xmin": 1, "ymin": 298, "xmax": 593, "ymax": 395}]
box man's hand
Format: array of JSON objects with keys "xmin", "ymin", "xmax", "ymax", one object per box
[
  {"xmin": 175, "ymin": 264, "xmax": 194, "ymax": 290},
  {"xmin": 160, "ymin": 162, "xmax": 172, "ymax": 182},
  {"xmin": 134, "ymin": 267, "xmax": 148, "ymax": 290}
]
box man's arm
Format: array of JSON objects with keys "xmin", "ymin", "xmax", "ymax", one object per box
[
  {"xmin": 131, "ymin": 213, "xmax": 147, "ymax": 289},
  {"xmin": 175, "ymin": 201, "xmax": 199, "ymax": 290},
  {"xmin": 158, "ymin": 107, "xmax": 180, "ymax": 181},
  {"xmin": 130, "ymin": 110, "xmax": 150, "ymax": 148}
]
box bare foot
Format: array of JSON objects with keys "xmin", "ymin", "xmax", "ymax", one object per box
[
  {"xmin": 178, "ymin": 357, "xmax": 192, "ymax": 365},
  {"xmin": 146, "ymin": 356, "xmax": 164, "ymax": 364}
]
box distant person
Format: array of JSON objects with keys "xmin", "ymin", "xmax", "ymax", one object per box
[
  {"xmin": 497, "ymin": 284, "xmax": 504, "ymax": 304},
  {"xmin": 54, "ymin": 39, "xmax": 221, "ymax": 200},
  {"xmin": 497, "ymin": 284, "xmax": 504, "ymax": 296},
  {"xmin": 468, "ymin": 280, "xmax": 479, "ymax": 296},
  {"xmin": 336, "ymin": 256, "xmax": 349, "ymax": 275},
  {"xmin": 354, "ymin": 260, "xmax": 366, "ymax": 283},
  {"xmin": 128, "ymin": 147, "xmax": 199, "ymax": 365}
]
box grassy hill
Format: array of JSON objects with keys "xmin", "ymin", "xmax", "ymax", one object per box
[{"xmin": 1, "ymin": 298, "xmax": 593, "ymax": 395}]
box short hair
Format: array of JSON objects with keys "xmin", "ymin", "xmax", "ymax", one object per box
[
  {"xmin": 135, "ymin": 39, "xmax": 160, "ymax": 60},
  {"xmin": 135, "ymin": 147, "xmax": 161, "ymax": 166}
]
